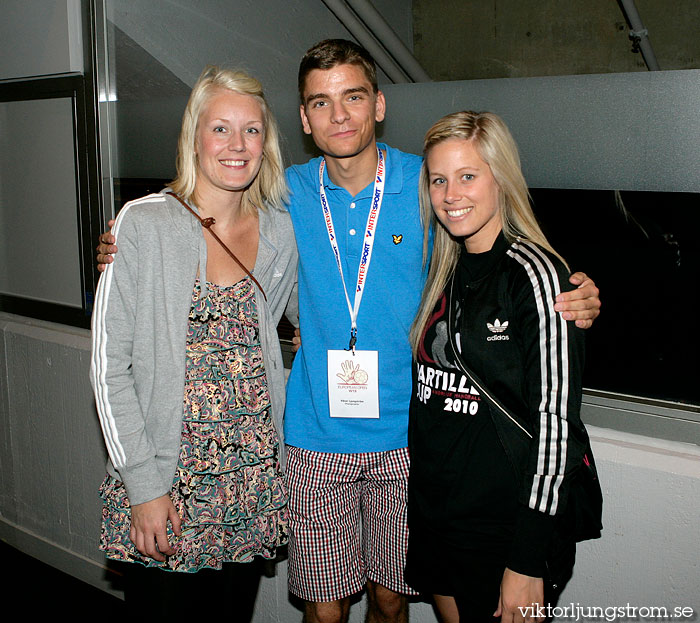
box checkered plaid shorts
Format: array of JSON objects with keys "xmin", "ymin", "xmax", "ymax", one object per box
[{"xmin": 286, "ymin": 445, "xmax": 418, "ymax": 602}]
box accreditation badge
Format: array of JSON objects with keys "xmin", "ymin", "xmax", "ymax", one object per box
[{"xmin": 327, "ymin": 349, "xmax": 379, "ymax": 418}]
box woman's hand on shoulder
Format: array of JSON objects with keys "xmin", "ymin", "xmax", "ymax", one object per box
[
  {"xmin": 129, "ymin": 493, "xmax": 182, "ymax": 562},
  {"xmin": 494, "ymin": 568, "xmax": 545, "ymax": 623}
]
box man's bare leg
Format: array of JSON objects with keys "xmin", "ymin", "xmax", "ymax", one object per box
[
  {"xmin": 304, "ymin": 598, "xmax": 351, "ymax": 623},
  {"xmin": 365, "ymin": 580, "xmax": 408, "ymax": 623}
]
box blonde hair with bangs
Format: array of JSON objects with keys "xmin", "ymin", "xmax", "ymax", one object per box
[
  {"xmin": 169, "ymin": 65, "xmax": 287, "ymax": 215},
  {"xmin": 410, "ymin": 110, "xmax": 566, "ymax": 355}
]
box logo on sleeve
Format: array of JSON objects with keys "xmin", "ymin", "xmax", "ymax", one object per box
[
  {"xmin": 487, "ymin": 318, "xmax": 510, "ymax": 341},
  {"xmin": 392, "ymin": 234, "xmax": 403, "ymax": 245}
]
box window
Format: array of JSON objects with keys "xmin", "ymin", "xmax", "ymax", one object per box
[
  {"xmin": 0, "ymin": 75, "xmax": 102, "ymax": 328},
  {"xmin": 531, "ymin": 188, "xmax": 699, "ymax": 407}
]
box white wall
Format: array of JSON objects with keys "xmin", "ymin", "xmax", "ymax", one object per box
[
  {"xmin": 380, "ymin": 71, "xmax": 700, "ymax": 193},
  {"xmin": 555, "ymin": 428, "xmax": 700, "ymax": 615},
  {"xmin": 0, "ymin": 315, "xmax": 109, "ymax": 590}
]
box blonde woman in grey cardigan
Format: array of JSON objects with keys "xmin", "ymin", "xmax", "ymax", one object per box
[{"xmin": 91, "ymin": 66, "xmax": 297, "ymax": 616}]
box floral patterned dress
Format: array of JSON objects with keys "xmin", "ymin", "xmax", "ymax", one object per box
[{"xmin": 99, "ymin": 277, "xmax": 288, "ymax": 572}]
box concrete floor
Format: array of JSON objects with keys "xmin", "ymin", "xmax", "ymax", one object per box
[{"xmin": 2, "ymin": 540, "xmax": 126, "ymax": 616}]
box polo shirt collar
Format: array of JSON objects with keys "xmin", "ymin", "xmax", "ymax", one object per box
[{"xmin": 321, "ymin": 142, "xmax": 403, "ymax": 198}]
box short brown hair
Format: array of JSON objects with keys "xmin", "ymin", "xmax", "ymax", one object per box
[{"xmin": 298, "ymin": 39, "xmax": 378, "ymax": 102}]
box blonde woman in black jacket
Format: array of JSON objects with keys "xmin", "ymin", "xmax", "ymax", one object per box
[{"xmin": 405, "ymin": 111, "xmax": 592, "ymax": 623}]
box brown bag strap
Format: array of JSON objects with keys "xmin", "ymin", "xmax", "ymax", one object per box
[{"xmin": 167, "ymin": 191, "xmax": 267, "ymax": 300}]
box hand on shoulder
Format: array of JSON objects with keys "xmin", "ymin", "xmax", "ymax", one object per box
[
  {"xmin": 96, "ymin": 219, "xmax": 117, "ymax": 272},
  {"xmin": 554, "ymin": 271, "xmax": 601, "ymax": 329}
]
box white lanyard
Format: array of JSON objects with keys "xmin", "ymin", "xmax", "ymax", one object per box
[{"xmin": 319, "ymin": 147, "xmax": 386, "ymax": 352}]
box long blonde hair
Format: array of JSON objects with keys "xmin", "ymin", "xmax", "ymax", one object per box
[
  {"xmin": 409, "ymin": 110, "xmax": 565, "ymax": 355},
  {"xmin": 168, "ymin": 65, "xmax": 287, "ymax": 214}
]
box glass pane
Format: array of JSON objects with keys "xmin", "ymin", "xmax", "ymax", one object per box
[
  {"xmin": 0, "ymin": 97, "xmax": 82, "ymax": 308},
  {"xmin": 99, "ymin": 4, "xmax": 192, "ymax": 212},
  {"xmin": 531, "ymin": 188, "xmax": 700, "ymax": 406}
]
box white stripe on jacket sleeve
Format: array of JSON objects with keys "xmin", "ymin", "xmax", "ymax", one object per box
[
  {"xmin": 507, "ymin": 241, "xmax": 570, "ymax": 515},
  {"xmin": 90, "ymin": 194, "xmax": 164, "ymax": 471}
]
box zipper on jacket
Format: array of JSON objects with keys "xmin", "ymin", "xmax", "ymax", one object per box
[{"xmin": 447, "ymin": 277, "xmax": 533, "ymax": 440}]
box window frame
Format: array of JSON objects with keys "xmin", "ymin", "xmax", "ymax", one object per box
[
  {"xmin": 0, "ymin": 3, "xmax": 103, "ymax": 329},
  {"xmin": 582, "ymin": 389, "xmax": 700, "ymax": 445}
]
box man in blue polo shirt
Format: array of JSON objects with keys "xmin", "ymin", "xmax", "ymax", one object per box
[
  {"xmin": 283, "ymin": 39, "xmax": 599, "ymax": 623},
  {"xmin": 283, "ymin": 40, "xmax": 425, "ymax": 623}
]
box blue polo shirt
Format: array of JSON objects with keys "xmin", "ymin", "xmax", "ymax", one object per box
[{"xmin": 284, "ymin": 143, "xmax": 427, "ymax": 453}]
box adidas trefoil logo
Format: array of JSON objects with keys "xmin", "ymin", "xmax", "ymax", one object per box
[
  {"xmin": 487, "ymin": 318, "xmax": 510, "ymax": 341},
  {"xmin": 487, "ymin": 319, "xmax": 508, "ymax": 333}
]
